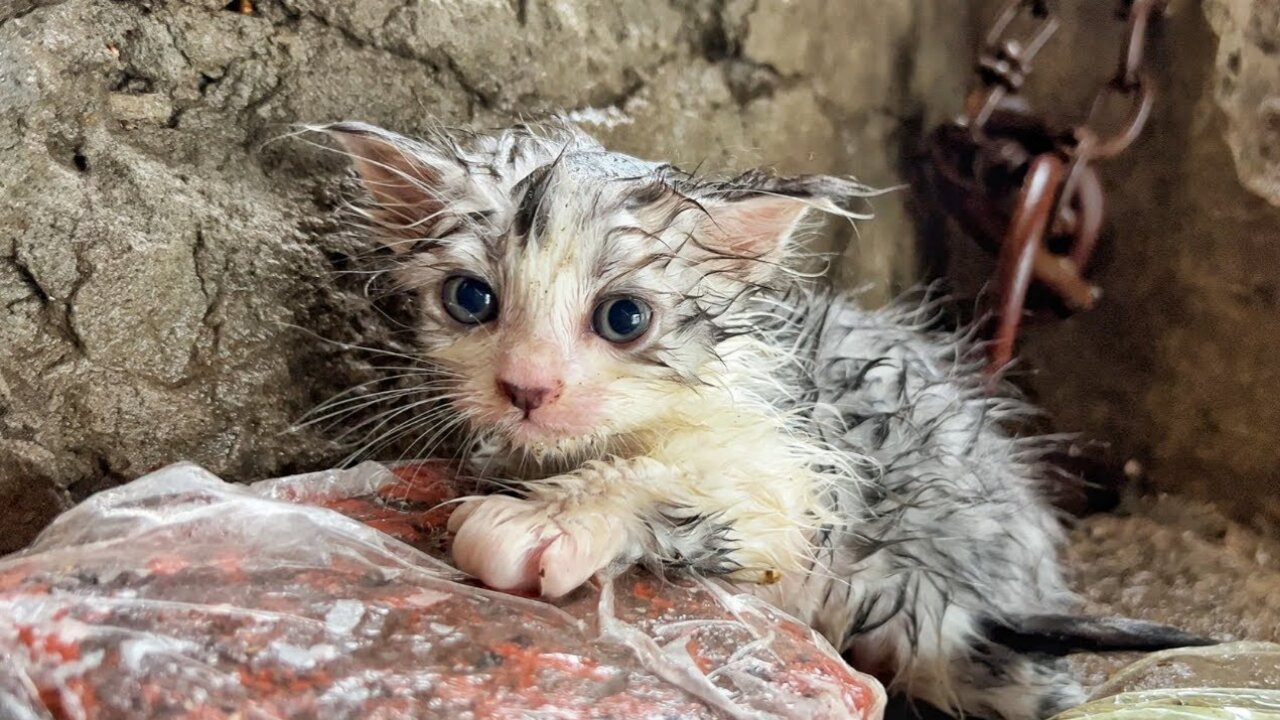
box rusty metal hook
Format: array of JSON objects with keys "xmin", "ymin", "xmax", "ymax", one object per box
[
  {"xmin": 988, "ymin": 154, "xmax": 1065, "ymax": 376},
  {"xmin": 929, "ymin": 0, "xmax": 1166, "ymax": 378}
]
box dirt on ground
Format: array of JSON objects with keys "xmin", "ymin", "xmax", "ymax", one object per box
[{"xmin": 1068, "ymin": 492, "xmax": 1280, "ymax": 689}]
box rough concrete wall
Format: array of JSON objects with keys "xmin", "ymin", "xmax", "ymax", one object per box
[
  {"xmin": 951, "ymin": 1, "xmax": 1280, "ymax": 523},
  {"xmin": 1206, "ymin": 0, "xmax": 1280, "ymax": 205},
  {"xmin": 0, "ymin": 0, "xmax": 969, "ymax": 551}
]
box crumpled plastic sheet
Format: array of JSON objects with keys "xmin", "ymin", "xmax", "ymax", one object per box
[
  {"xmin": 1050, "ymin": 642, "xmax": 1280, "ymax": 720},
  {"xmin": 1088, "ymin": 642, "xmax": 1280, "ymax": 697},
  {"xmin": 0, "ymin": 461, "xmax": 885, "ymax": 720},
  {"xmin": 1051, "ymin": 690, "xmax": 1280, "ymax": 720}
]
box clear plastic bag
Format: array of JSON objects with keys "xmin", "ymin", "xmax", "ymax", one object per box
[
  {"xmin": 0, "ymin": 461, "xmax": 885, "ymax": 720},
  {"xmin": 1052, "ymin": 642, "xmax": 1280, "ymax": 720},
  {"xmin": 1052, "ymin": 690, "xmax": 1280, "ymax": 720}
]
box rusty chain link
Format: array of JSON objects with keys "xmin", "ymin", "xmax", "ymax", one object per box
[{"xmin": 928, "ymin": 0, "xmax": 1168, "ymax": 377}]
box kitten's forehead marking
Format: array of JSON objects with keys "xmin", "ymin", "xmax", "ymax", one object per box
[
  {"xmin": 507, "ymin": 149, "xmax": 668, "ymax": 253},
  {"xmin": 511, "ymin": 163, "xmax": 555, "ymax": 242},
  {"xmin": 422, "ymin": 132, "xmax": 697, "ymax": 320}
]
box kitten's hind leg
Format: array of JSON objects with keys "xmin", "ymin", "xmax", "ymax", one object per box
[
  {"xmin": 837, "ymin": 576, "xmax": 1085, "ymax": 720},
  {"xmin": 838, "ymin": 571, "xmax": 1216, "ymax": 719},
  {"xmin": 944, "ymin": 636, "xmax": 1084, "ymax": 720}
]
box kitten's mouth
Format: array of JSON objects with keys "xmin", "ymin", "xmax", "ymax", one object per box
[
  {"xmin": 498, "ymin": 406, "xmax": 601, "ymax": 450},
  {"xmin": 459, "ymin": 393, "xmax": 600, "ymax": 449}
]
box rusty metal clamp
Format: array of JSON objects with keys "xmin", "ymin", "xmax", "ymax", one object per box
[{"xmin": 928, "ymin": 0, "xmax": 1168, "ymax": 376}]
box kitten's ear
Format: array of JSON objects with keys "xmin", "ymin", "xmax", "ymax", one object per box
[
  {"xmin": 694, "ymin": 196, "xmax": 811, "ymax": 264},
  {"xmin": 688, "ymin": 174, "xmax": 872, "ymax": 282},
  {"xmin": 318, "ymin": 122, "xmax": 472, "ymax": 253}
]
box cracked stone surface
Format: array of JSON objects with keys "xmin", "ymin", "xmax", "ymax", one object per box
[
  {"xmin": 1205, "ymin": 0, "xmax": 1280, "ymax": 206},
  {"xmin": 0, "ymin": 0, "xmax": 970, "ymax": 551}
]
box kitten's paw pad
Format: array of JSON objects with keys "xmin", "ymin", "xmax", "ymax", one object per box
[{"xmin": 448, "ymin": 495, "xmax": 625, "ymax": 598}]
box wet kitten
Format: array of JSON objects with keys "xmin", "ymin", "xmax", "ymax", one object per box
[{"xmin": 314, "ymin": 120, "xmax": 1210, "ymax": 720}]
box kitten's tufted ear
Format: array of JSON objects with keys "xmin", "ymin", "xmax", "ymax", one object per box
[
  {"xmin": 694, "ymin": 196, "xmax": 810, "ymax": 265},
  {"xmin": 687, "ymin": 173, "xmax": 872, "ymax": 282},
  {"xmin": 319, "ymin": 122, "xmax": 474, "ymax": 253}
]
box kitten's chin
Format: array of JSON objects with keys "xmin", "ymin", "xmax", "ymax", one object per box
[
  {"xmin": 493, "ymin": 416, "xmax": 609, "ymax": 460},
  {"xmin": 504, "ymin": 420, "xmax": 590, "ymax": 448}
]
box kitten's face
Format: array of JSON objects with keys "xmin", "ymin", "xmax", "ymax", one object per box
[
  {"xmin": 402, "ymin": 167, "xmax": 712, "ymax": 452},
  {"xmin": 323, "ymin": 121, "xmax": 864, "ymax": 456}
]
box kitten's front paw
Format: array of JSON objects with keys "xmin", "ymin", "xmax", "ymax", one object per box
[{"xmin": 448, "ymin": 495, "xmax": 627, "ymax": 598}]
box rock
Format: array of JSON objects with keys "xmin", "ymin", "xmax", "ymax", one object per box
[
  {"xmin": 1205, "ymin": 0, "xmax": 1280, "ymax": 206},
  {"xmin": 0, "ymin": 0, "xmax": 969, "ymax": 550},
  {"xmin": 106, "ymin": 92, "xmax": 174, "ymax": 126}
]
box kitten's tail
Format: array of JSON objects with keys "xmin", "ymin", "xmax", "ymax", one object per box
[{"xmin": 981, "ymin": 613, "xmax": 1220, "ymax": 657}]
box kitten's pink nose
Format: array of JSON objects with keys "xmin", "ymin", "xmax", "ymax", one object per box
[{"xmin": 498, "ymin": 380, "xmax": 560, "ymax": 415}]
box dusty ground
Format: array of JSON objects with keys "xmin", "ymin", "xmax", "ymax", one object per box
[{"xmin": 1068, "ymin": 491, "xmax": 1280, "ymax": 689}]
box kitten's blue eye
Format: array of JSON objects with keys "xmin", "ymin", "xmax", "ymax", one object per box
[
  {"xmin": 441, "ymin": 275, "xmax": 498, "ymax": 325},
  {"xmin": 592, "ymin": 296, "xmax": 651, "ymax": 343}
]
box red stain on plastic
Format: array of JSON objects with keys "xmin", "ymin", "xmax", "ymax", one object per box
[{"xmin": 0, "ymin": 461, "xmax": 884, "ymax": 719}]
